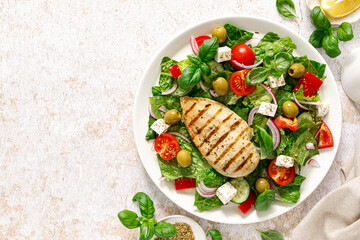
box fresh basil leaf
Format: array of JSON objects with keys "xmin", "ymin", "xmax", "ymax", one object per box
[
  {"xmin": 151, "ymin": 86, "xmax": 162, "ymax": 96},
  {"xmin": 263, "ymin": 56, "xmax": 273, "ymax": 68},
  {"xmin": 132, "ymin": 192, "xmax": 155, "ymax": 219},
  {"xmin": 196, "ymin": 169, "xmax": 227, "ymax": 188},
  {"xmin": 322, "ymin": 32, "xmax": 341, "ymax": 58},
  {"xmin": 222, "ymin": 24, "xmax": 254, "ymax": 48},
  {"xmin": 310, "ymin": 60, "xmax": 326, "ymax": 79},
  {"xmin": 310, "ymin": 6, "xmax": 331, "ymax": 31},
  {"xmin": 177, "ymin": 59, "xmax": 191, "ymax": 71},
  {"xmin": 276, "ymin": 0, "xmax": 297, "ymax": 18},
  {"xmin": 140, "ymin": 222, "xmax": 155, "ymax": 240},
  {"xmin": 207, "ymin": 229, "xmax": 223, "ymax": 240},
  {"xmin": 337, "ymin": 22, "xmax": 354, "ymax": 42},
  {"xmin": 145, "ymin": 115, "xmax": 157, "ymax": 140},
  {"xmin": 148, "ymin": 218, "xmax": 157, "ymax": 226},
  {"xmin": 258, "ymin": 127, "xmax": 273, "ymax": 159},
  {"xmin": 270, "ymin": 68, "xmax": 282, "ymax": 78},
  {"xmin": 187, "ymin": 54, "xmax": 202, "ymax": 66},
  {"xmin": 200, "ymin": 62, "xmax": 211, "ymax": 76},
  {"xmin": 154, "ymin": 222, "xmax": 177, "ymax": 238},
  {"xmin": 254, "ymin": 189, "xmax": 275, "ymax": 211},
  {"xmin": 274, "ymin": 52, "xmax": 293, "ymax": 71},
  {"xmin": 246, "ymin": 67, "xmax": 269, "ymax": 85},
  {"xmin": 256, "ymin": 229, "xmax": 285, "ymax": 240},
  {"xmin": 118, "ymin": 210, "xmax": 141, "ymax": 229},
  {"xmin": 309, "ymin": 30, "xmax": 326, "ymax": 48},
  {"xmin": 199, "ymin": 37, "xmax": 219, "ymax": 62},
  {"xmin": 276, "ymin": 174, "xmax": 306, "ymax": 203},
  {"xmin": 260, "ymin": 32, "xmax": 280, "ymax": 43},
  {"xmin": 178, "ymin": 65, "xmax": 202, "ymax": 89},
  {"xmin": 194, "ymin": 191, "xmax": 223, "ymax": 211}
]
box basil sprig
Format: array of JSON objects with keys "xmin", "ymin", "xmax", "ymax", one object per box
[
  {"xmin": 118, "ymin": 192, "xmax": 177, "ymax": 240},
  {"xmin": 309, "ymin": 6, "xmax": 354, "ymax": 58},
  {"xmin": 256, "ymin": 229, "xmax": 285, "ymax": 240},
  {"xmin": 177, "ymin": 37, "xmax": 219, "ymax": 89},
  {"xmin": 254, "ymin": 189, "xmax": 275, "ymax": 211},
  {"xmin": 207, "ymin": 229, "xmax": 223, "ymax": 240},
  {"xmin": 276, "ymin": 0, "xmax": 297, "ymax": 18}
]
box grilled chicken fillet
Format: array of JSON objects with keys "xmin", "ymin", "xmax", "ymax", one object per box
[{"xmin": 180, "ymin": 96, "xmax": 260, "ymax": 178}]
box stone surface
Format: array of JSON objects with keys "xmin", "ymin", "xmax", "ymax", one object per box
[{"xmin": 0, "ymin": 0, "xmax": 359, "ymax": 239}]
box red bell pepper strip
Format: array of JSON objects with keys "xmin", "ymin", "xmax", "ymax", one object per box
[
  {"xmin": 293, "ymin": 71, "xmax": 323, "ymax": 97},
  {"xmin": 318, "ymin": 122, "xmax": 334, "ymax": 149},
  {"xmin": 174, "ymin": 177, "xmax": 196, "ymax": 190},
  {"xmin": 169, "ymin": 64, "xmax": 182, "ymax": 78},
  {"xmin": 238, "ymin": 190, "xmax": 257, "ymax": 214},
  {"xmin": 274, "ymin": 116, "xmax": 299, "ymax": 131},
  {"xmin": 195, "ymin": 35, "xmax": 211, "ymax": 47}
]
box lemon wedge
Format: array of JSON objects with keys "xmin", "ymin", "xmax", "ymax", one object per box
[{"xmin": 321, "ymin": 0, "xmax": 360, "ymax": 18}]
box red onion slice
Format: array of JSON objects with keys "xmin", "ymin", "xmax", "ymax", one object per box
[
  {"xmin": 199, "ymin": 181, "xmax": 217, "ymax": 194},
  {"xmin": 305, "ymin": 142, "xmax": 315, "ymax": 150},
  {"xmin": 314, "ymin": 124, "xmax": 322, "ymax": 139},
  {"xmin": 158, "ymin": 105, "xmax": 167, "ymax": 113},
  {"xmin": 259, "ymin": 83, "xmax": 278, "ymax": 105},
  {"xmin": 190, "ymin": 36, "xmax": 200, "ymax": 55},
  {"xmin": 196, "ymin": 186, "xmax": 216, "ymax": 198},
  {"xmin": 267, "ymin": 118, "xmax": 281, "ymax": 150},
  {"xmin": 199, "ymin": 80, "xmax": 208, "ymax": 92},
  {"xmin": 149, "ymin": 104, "xmax": 157, "ymax": 120},
  {"xmin": 162, "ymin": 82, "xmax": 178, "ymax": 95},
  {"xmin": 292, "ymin": 93, "xmax": 312, "ymax": 111},
  {"xmin": 244, "ymin": 38, "xmax": 260, "ymax": 46},
  {"xmin": 209, "ymin": 89, "xmax": 219, "ymax": 98},
  {"xmin": 231, "ymin": 58, "xmax": 264, "ymax": 70},
  {"xmin": 159, "ymin": 176, "xmax": 166, "ymax": 181},
  {"xmin": 307, "ymin": 159, "xmax": 320, "ymax": 168},
  {"xmin": 247, "ymin": 105, "xmax": 260, "ymax": 126},
  {"xmin": 167, "ymin": 131, "xmax": 191, "ymax": 143}
]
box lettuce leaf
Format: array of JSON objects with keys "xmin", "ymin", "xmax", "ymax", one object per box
[
  {"xmin": 196, "ymin": 169, "xmax": 227, "ymax": 188},
  {"xmin": 194, "ymin": 191, "xmax": 223, "ymax": 212},
  {"xmin": 222, "ymin": 24, "xmax": 254, "ymax": 48},
  {"xmin": 276, "ymin": 174, "xmax": 306, "ymax": 203}
]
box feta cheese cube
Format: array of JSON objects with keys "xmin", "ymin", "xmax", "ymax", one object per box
[
  {"xmin": 268, "ymin": 74, "xmax": 286, "ymax": 88},
  {"xmin": 214, "ymin": 46, "xmax": 231, "ymax": 63},
  {"xmin": 316, "ymin": 103, "xmax": 330, "ymax": 118},
  {"xmin": 275, "ymin": 155, "xmax": 294, "ymax": 168},
  {"xmin": 150, "ymin": 119, "xmax": 170, "ymax": 135},
  {"xmin": 258, "ymin": 102, "xmax": 278, "ymax": 117},
  {"xmin": 216, "ymin": 182, "xmax": 237, "ymax": 205}
]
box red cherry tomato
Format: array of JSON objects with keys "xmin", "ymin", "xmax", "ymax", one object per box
[
  {"xmin": 230, "ymin": 44, "xmax": 256, "ymax": 69},
  {"xmin": 195, "ymin": 35, "xmax": 211, "ymax": 47},
  {"xmin": 274, "ymin": 116, "xmax": 299, "ymax": 131},
  {"xmin": 229, "ymin": 70, "xmax": 257, "ymax": 96},
  {"xmin": 318, "ymin": 122, "xmax": 334, "ymax": 149},
  {"xmin": 154, "ymin": 133, "xmax": 179, "ymax": 160},
  {"xmin": 268, "ymin": 159, "xmax": 295, "ymax": 185},
  {"xmin": 169, "ymin": 64, "xmax": 181, "ymax": 78},
  {"xmin": 238, "ymin": 190, "xmax": 256, "ymax": 214},
  {"xmin": 174, "ymin": 177, "xmax": 196, "ymax": 190},
  {"xmin": 293, "ymin": 71, "xmax": 323, "ymax": 97}
]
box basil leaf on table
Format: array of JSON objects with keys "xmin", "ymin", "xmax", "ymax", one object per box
[
  {"xmin": 322, "ymin": 32, "xmax": 341, "ymax": 58},
  {"xmin": 337, "ymin": 22, "xmax": 354, "ymax": 42},
  {"xmin": 310, "ymin": 6, "xmax": 331, "ymax": 31},
  {"xmin": 187, "ymin": 54, "xmax": 202, "ymax": 66},
  {"xmin": 132, "ymin": 192, "xmax": 155, "ymax": 219},
  {"xmin": 258, "ymin": 127, "xmax": 273, "ymax": 159},
  {"xmin": 246, "ymin": 67, "xmax": 269, "ymax": 85},
  {"xmin": 140, "ymin": 222, "xmax": 155, "ymax": 240},
  {"xmin": 199, "ymin": 37, "xmax": 219, "ymax": 62},
  {"xmin": 309, "ymin": 30, "xmax": 326, "ymax": 48},
  {"xmin": 273, "ymin": 52, "xmax": 293, "ymax": 71},
  {"xmin": 207, "ymin": 229, "xmax": 223, "ymax": 240},
  {"xmin": 154, "ymin": 221, "xmax": 177, "ymax": 238},
  {"xmin": 276, "ymin": 0, "xmax": 297, "ymax": 18},
  {"xmin": 118, "ymin": 210, "xmax": 141, "ymax": 229},
  {"xmin": 254, "ymin": 189, "xmax": 275, "ymax": 211},
  {"xmin": 200, "ymin": 62, "xmax": 211, "ymax": 76},
  {"xmin": 177, "ymin": 65, "xmax": 202, "ymax": 89},
  {"xmin": 256, "ymin": 229, "xmax": 285, "ymax": 240}
]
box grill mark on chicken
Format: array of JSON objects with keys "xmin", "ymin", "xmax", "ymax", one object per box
[
  {"xmin": 205, "ymin": 120, "xmax": 240, "ymax": 157},
  {"xmin": 234, "ymin": 152, "xmax": 254, "ymax": 172},
  {"xmin": 189, "ymin": 104, "xmax": 211, "ymax": 127},
  {"xmin": 216, "ymin": 126, "xmax": 250, "ymax": 168},
  {"xmin": 197, "ymin": 108, "xmax": 223, "ymax": 134},
  {"xmin": 219, "ymin": 142, "xmax": 251, "ymax": 169},
  {"xmin": 184, "ymin": 102, "xmax": 197, "ymax": 116},
  {"xmin": 199, "ymin": 113, "xmax": 233, "ymax": 148}
]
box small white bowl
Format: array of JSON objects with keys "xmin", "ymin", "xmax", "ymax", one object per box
[
  {"xmin": 153, "ymin": 215, "xmax": 206, "ymax": 240},
  {"xmin": 341, "ymin": 47, "xmax": 360, "ymax": 104}
]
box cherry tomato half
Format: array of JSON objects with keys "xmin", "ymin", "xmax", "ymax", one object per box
[
  {"xmin": 230, "ymin": 44, "xmax": 256, "ymax": 69},
  {"xmin": 274, "ymin": 116, "xmax": 299, "ymax": 131},
  {"xmin": 268, "ymin": 159, "xmax": 295, "ymax": 185},
  {"xmin": 154, "ymin": 133, "xmax": 179, "ymax": 160},
  {"xmin": 318, "ymin": 122, "xmax": 334, "ymax": 149},
  {"xmin": 230, "ymin": 70, "xmax": 257, "ymax": 96}
]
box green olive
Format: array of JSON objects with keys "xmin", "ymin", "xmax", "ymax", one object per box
[
  {"xmin": 282, "ymin": 101, "xmax": 299, "ymax": 118},
  {"xmin": 164, "ymin": 109, "xmax": 181, "ymax": 125},
  {"xmin": 212, "ymin": 26, "xmax": 227, "ymax": 44},
  {"xmin": 255, "ymin": 178, "xmax": 271, "ymax": 194},
  {"xmin": 176, "ymin": 150, "xmax": 192, "ymax": 168},
  {"xmin": 212, "ymin": 77, "xmax": 229, "ymax": 96},
  {"xmin": 288, "ymin": 63, "xmax": 306, "ymax": 78}
]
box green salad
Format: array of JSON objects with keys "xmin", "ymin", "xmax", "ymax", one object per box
[{"xmin": 146, "ymin": 23, "xmax": 334, "ymax": 214}]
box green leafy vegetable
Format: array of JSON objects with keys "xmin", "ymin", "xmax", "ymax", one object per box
[
  {"xmin": 145, "ymin": 115, "xmax": 156, "ymax": 140},
  {"xmin": 259, "ymin": 32, "xmax": 280, "ymax": 43},
  {"xmin": 222, "ymin": 23, "xmax": 254, "ymax": 48},
  {"xmin": 154, "ymin": 222, "xmax": 177, "ymax": 238},
  {"xmin": 149, "ymin": 96, "xmax": 181, "ymax": 120},
  {"xmin": 132, "ymin": 192, "xmax": 155, "ymax": 219},
  {"xmin": 309, "ymin": 60, "xmax": 326, "ymax": 79},
  {"xmin": 322, "ymin": 32, "xmax": 341, "ymax": 58},
  {"xmin": 275, "ymin": 90, "xmax": 292, "ymax": 116},
  {"xmin": 245, "ymin": 86, "xmax": 272, "ymax": 106},
  {"xmin": 151, "ymin": 86, "xmax": 162, "ymax": 96},
  {"xmin": 177, "ymin": 65, "xmax": 202, "ymax": 89},
  {"xmin": 140, "ymin": 222, "xmax": 155, "ymax": 240},
  {"xmin": 254, "ymin": 189, "xmax": 275, "ymax": 211},
  {"xmin": 187, "ymin": 54, "xmax": 202, "ymax": 66},
  {"xmin": 194, "ymin": 191, "xmax": 223, "ymax": 212},
  {"xmin": 337, "ymin": 22, "xmax": 354, "ymax": 42},
  {"xmin": 246, "ymin": 67, "xmax": 269, "ymax": 85},
  {"xmin": 309, "ymin": 30, "xmax": 326, "ymax": 48},
  {"xmin": 199, "ymin": 37, "xmax": 219, "ymax": 62},
  {"xmin": 258, "ymin": 127, "xmax": 273, "ymax": 159},
  {"xmin": 245, "ymin": 160, "xmax": 270, "ymax": 192},
  {"xmin": 207, "ymin": 229, "xmax": 223, "ymax": 240},
  {"xmin": 276, "ymin": 128, "xmax": 292, "ymax": 156},
  {"xmin": 276, "ymin": 174, "xmax": 306, "ymax": 203},
  {"xmin": 118, "ymin": 210, "xmax": 141, "ymax": 229},
  {"xmin": 256, "ymin": 229, "xmax": 284, "ymax": 240},
  {"xmin": 200, "ymin": 62, "xmax": 211, "ymax": 76},
  {"xmin": 177, "ymin": 59, "xmax": 191, "ymax": 71},
  {"xmin": 159, "ymin": 57, "xmax": 177, "ymax": 92},
  {"xmin": 310, "ymin": 6, "xmax": 331, "ymax": 31},
  {"xmin": 289, "ymin": 129, "xmax": 319, "ymax": 166},
  {"xmin": 254, "ymin": 36, "xmax": 296, "ymax": 60},
  {"xmin": 196, "ymin": 169, "xmax": 227, "ymax": 188},
  {"xmin": 273, "ymin": 52, "xmax": 293, "ymax": 71},
  {"xmin": 276, "ymin": 0, "xmax": 298, "ymax": 18}
]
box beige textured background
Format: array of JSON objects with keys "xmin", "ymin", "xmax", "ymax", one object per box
[{"xmin": 1, "ymin": 0, "xmax": 359, "ymax": 239}]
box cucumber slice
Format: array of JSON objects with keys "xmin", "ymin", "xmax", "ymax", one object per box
[{"xmin": 230, "ymin": 178, "xmax": 250, "ymax": 204}]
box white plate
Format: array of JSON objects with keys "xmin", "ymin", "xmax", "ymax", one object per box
[{"xmin": 133, "ymin": 16, "xmax": 342, "ymax": 224}]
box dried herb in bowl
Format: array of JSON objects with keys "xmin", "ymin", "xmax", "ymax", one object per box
[{"xmin": 155, "ymin": 222, "xmax": 195, "ymax": 240}]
